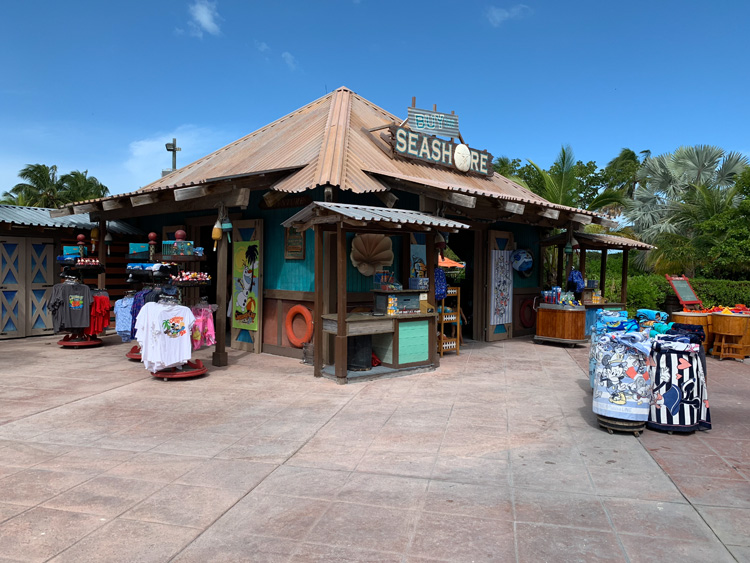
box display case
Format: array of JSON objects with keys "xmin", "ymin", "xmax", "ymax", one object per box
[{"xmin": 534, "ymin": 303, "xmax": 587, "ymax": 346}]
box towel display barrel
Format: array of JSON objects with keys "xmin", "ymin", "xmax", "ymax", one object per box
[{"xmin": 671, "ymin": 312, "xmax": 711, "ymax": 353}]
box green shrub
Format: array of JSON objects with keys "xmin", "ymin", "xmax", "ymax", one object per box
[
  {"xmin": 625, "ymin": 275, "xmax": 670, "ymax": 316},
  {"xmin": 689, "ymin": 279, "xmax": 750, "ymax": 308}
]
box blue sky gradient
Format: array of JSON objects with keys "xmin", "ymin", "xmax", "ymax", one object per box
[{"xmin": 2, "ymin": 1, "xmax": 748, "ymax": 195}]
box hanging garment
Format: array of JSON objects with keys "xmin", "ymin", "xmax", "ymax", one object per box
[
  {"xmin": 434, "ymin": 268, "xmax": 448, "ymax": 301},
  {"xmin": 48, "ymin": 282, "xmax": 92, "ymax": 332},
  {"xmin": 190, "ymin": 306, "xmax": 216, "ymax": 350},
  {"xmin": 134, "ymin": 302, "xmax": 196, "ymax": 372},
  {"xmin": 84, "ymin": 292, "xmax": 111, "ymax": 336},
  {"xmin": 648, "ymin": 334, "xmax": 711, "ymax": 432},
  {"xmin": 114, "ymin": 296, "xmax": 134, "ymax": 342},
  {"xmin": 129, "ymin": 288, "xmax": 151, "ymax": 339},
  {"xmin": 592, "ymin": 331, "xmax": 653, "ymax": 421}
]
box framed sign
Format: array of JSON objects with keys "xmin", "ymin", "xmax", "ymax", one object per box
[
  {"xmin": 665, "ymin": 275, "xmax": 702, "ymax": 307},
  {"xmin": 284, "ymin": 226, "xmax": 305, "ymax": 260}
]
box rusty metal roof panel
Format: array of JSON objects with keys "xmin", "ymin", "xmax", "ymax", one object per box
[
  {"xmin": 0, "ymin": 205, "xmax": 141, "ymax": 235},
  {"xmin": 282, "ymin": 202, "xmax": 469, "ymax": 230},
  {"xmin": 540, "ymin": 231, "xmax": 655, "ymax": 250}
]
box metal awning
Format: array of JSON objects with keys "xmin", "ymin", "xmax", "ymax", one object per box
[
  {"xmin": 282, "ymin": 202, "xmax": 470, "ymax": 232},
  {"xmin": 540, "ymin": 231, "xmax": 655, "ymax": 251},
  {"xmin": 0, "ymin": 205, "xmax": 142, "ymax": 235}
]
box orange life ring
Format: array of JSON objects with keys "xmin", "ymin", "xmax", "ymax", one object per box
[
  {"xmin": 519, "ymin": 298, "xmax": 536, "ymax": 329},
  {"xmin": 285, "ymin": 305, "xmax": 313, "ymax": 348}
]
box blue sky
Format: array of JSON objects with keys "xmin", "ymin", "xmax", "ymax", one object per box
[{"xmin": 2, "ymin": 1, "xmax": 749, "ymax": 196}]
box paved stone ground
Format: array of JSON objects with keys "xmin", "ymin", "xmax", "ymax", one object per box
[{"xmin": 0, "ymin": 334, "xmax": 747, "ymax": 562}]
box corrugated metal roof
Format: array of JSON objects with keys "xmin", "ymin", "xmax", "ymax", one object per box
[
  {"xmin": 540, "ymin": 231, "xmax": 655, "ymax": 251},
  {"xmin": 282, "ymin": 202, "xmax": 469, "ymax": 231},
  {"xmin": 56, "ymin": 86, "xmax": 607, "ymax": 226},
  {"xmin": 0, "ymin": 205, "xmax": 142, "ymax": 235}
]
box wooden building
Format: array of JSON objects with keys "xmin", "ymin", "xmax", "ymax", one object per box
[{"xmin": 51, "ymin": 87, "xmax": 617, "ymax": 379}]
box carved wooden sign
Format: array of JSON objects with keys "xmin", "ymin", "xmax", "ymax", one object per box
[{"xmin": 388, "ymin": 125, "xmax": 493, "ymax": 177}]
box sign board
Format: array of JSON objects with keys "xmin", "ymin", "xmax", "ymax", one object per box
[
  {"xmin": 233, "ymin": 241, "xmax": 260, "ymax": 331},
  {"xmin": 407, "ymin": 107, "xmax": 460, "ymax": 138},
  {"xmin": 388, "ymin": 125, "xmax": 493, "ymax": 177},
  {"xmin": 665, "ymin": 274, "xmax": 702, "ymax": 307},
  {"xmin": 284, "ymin": 226, "xmax": 305, "ymax": 260}
]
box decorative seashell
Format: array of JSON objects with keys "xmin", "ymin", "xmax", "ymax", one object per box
[{"xmin": 350, "ymin": 234, "xmax": 394, "ymax": 276}]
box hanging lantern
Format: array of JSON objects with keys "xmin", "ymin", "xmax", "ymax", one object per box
[
  {"xmin": 90, "ymin": 227, "xmax": 99, "ymax": 252},
  {"xmin": 104, "ymin": 232, "xmax": 113, "ymax": 255}
]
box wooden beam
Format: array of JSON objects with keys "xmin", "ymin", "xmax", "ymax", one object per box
[
  {"xmin": 261, "ymin": 190, "xmax": 288, "ymax": 208},
  {"xmin": 500, "ymin": 201, "xmax": 525, "ymax": 215},
  {"xmin": 600, "ymin": 249, "xmax": 608, "ymax": 297},
  {"xmin": 538, "ymin": 207, "xmax": 560, "ymax": 220},
  {"xmin": 101, "ymin": 199, "xmax": 127, "ymax": 211},
  {"xmin": 49, "ymin": 207, "xmax": 73, "ymax": 218},
  {"xmin": 570, "ymin": 212, "xmax": 593, "ymax": 226},
  {"xmin": 621, "ymin": 248, "xmax": 629, "ymax": 304},
  {"xmin": 314, "ymin": 225, "xmax": 324, "ymax": 377},
  {"xmin": 335, "ymin": 223, "xmax": 348, "ymax": 382},
  {"xmin": 212, "ymin": 232, "xmax": 229, "ymax": 367},
  {"xmin": 73, "ymin": 203, "xmax": 100, "ymax": 215},
  {"xmin": 130, "ymin": 193, "xmax": 160, "ymax": 207},
  {"xmin": 173, "ymin": 186, "xmax": 209, "ymax": 201},
  {"xmin": 391, "ymin": 182, "xmax": 477, "ymax": 209},
  {"xmin": 595, "ymin": 216, "xmax": 618, "ymax": 229},
  {"xmin": 375, "ymin": 190, "xmax": 399, "ymax": 208}
]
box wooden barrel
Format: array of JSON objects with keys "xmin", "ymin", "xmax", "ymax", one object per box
[
  {"xmin": 672, "ymin": 312, "xmax": 711, "ymax": 353},
  {"xmin": 711, "ymin": 313, "xmax": 748, "ymax": 336},
  {"xmin": 739, "ymin": 313, "xmax": 750, "ymax": 357}
]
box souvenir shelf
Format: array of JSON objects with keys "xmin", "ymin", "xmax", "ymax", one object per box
[{"xmin": 438, "ymin": 287, "xmax": 461, "ymax": 356}]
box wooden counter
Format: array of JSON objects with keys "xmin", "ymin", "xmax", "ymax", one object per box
[{"xmin": 535, "ymin": 303, "xmax": 587, "ymax": 345}]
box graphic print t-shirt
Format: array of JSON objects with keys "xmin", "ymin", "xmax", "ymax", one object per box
[
  {"xmin": 49, "ymin": 283, "xmax": 92, "ymax": 332},
  {"xmin": 134, "ymin": 302, "xmax": 196, "ymax": 372}
]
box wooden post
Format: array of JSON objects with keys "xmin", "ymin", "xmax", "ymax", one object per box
[
  {"xmin": 579, "ymin": 244, "xmax": 587, "ymax": 281},
  {"xmin": 97, "ymin": 219, "xmax": 106, "ymax": 290},
  {"xmin": 334, "ymin": 223, "xmax": 347, "ymax": 382},
  {"xmin": 621, "ymin": 249, "xmax": 629, "ymax": 304},
  {"xmin": 313, "ymin": 226, "xmax": 324, "ymax": 377},
  {"xmin": 212, "ymin": 233, "xmax": 228, "ymax": 366},
  {"xmin": 426, "ymin": 230, "xmax": 437, "ymax": 366},
  {"xmin": 600, "ymin": 249, "xmax": 608, "ymax": 300},
  {"xmin": 556, "ymin": 245, "xmax": 564, "ymax": 287}
]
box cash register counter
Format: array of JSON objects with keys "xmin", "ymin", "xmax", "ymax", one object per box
[
  {"xmin": 321, "ymin": 312, "xmax": 437, "ymax": 372},
  {"xmin": 534, "ymin": 303, "xmax": 587, "ymax": 346}
]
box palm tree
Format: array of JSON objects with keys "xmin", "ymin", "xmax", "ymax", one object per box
[
  {"xmin": 60, "ymin": 170, "xmax": 109, "ymax": 202},
  {"xmin": 2, "ymin": 164, "xmax": 66, "ymax": 208},
  {"xmin": 527, "ymin": 145, "xmax": 623, "ymax": 212}
]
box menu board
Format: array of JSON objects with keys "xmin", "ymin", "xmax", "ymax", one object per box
[{"xmin": 666, "ymin": 275, "xmax": 702, "ymax": 305}]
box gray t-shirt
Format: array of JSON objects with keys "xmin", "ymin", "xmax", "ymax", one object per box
[{"xmin": 49, "ymin": 282, "xmax": 92, "ymax": 332}]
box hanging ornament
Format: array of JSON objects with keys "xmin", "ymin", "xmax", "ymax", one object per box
[
  {"xmin": 104, "ymin": 232, "xmax": 113, "ymax": 256},
  {"xmin": 212, "ymin": 219, "xmax": 222, "ymax": 251},
  {"xmin": 90, "ymin": 227, "xmax": 99, "ymax": 252}
]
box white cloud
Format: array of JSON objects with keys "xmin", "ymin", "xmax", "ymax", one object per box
[
  {"xmin": 122, "ymin": 125, "xmax": 231, "ymax": 192},
  {"xmin": 486, "ymin": 4, "xmax": 532, "ymax": 27},
  {"xmin": 281, "ymin": 52, "xmax": 298, "ymax": 71},
  {"xmin": 254, "ymin": 40, "xmax": 270, "ymax": 53},
  {"xmin": 188, "ymin": 0, "xmax": 222, "ymax": 39}
]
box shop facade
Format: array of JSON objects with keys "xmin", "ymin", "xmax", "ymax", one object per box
[{"xmin": 52, "ymin": 87, "xmax": 615, "ymax": 378}]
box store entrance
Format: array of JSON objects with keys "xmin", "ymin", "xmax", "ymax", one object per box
[{"xmin": 442, "ymin": 229, "xmax": 476, "ymax": 341}]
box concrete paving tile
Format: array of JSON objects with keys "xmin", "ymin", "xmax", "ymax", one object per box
[
  {"xmin": 511, "ymin": 459, "xmax": 595, "ymax": 495},
  {"xmin": 211, "ymin": 492, "xmax": 330, "ymax": 541},
  {"xmin": 216, "ymin": 435, "xmax": 305, "ymax": 463},
  {"xmin": 514, "ymin": 488, "xmax": 612, "ymax": 531},
  {"xmin": 618, "ymin": 534, "xmax": 736, "ymax": 563},
  {"xmin": 123, "ymin": 483, "xmax": 244, "ymax": 528},
  {"xmin": 604, "ymin": 498, "xmax": 717, "ymax": 542},
  {"xmin": 253, "ymin": 465, "xmax": 348, "ymax": 499},
  {"xmin": 408, "ymin": 511, "xmax": 515, "ymax": 561},
  {"xmin": 727, "ymin": 545, "xmax": 750, "ymax": 561},
  {"xmin": 89, "ymin": 425, "xmax": 184, "ymax": 452},
  {"xmin": 104, "ymin": 451, "xmax": 206, "ymax": 483},
  {"xmin": 0, "ymin": 507, "xmax": 104, "ymax": 562},
  {"xmin": 32, "ymin": 447, "xmax": 136, "ymax": 475},
  {"xmin": 308, "ymin": 502, "xmax": 416, "ymax": 553},
  {"xmin": 423, "ymin": 479, "xmax": 513, "ymax": 520},
  {"xmin": 42, "ymin": 475, "xmax": 164, "ymax": 517},
  {"xmin": 0, "ymin": 464, "xmax": 21, "ymax": 480},
  {"xmin": 0, "ymin": 442, "xmax": 71, "ymax": 468},
  {"xmin": 638, "ymin": 429, "xmax": 717, "ymax": 456},
  {"xmin": 669, "ymin": 474, "xmax": 750, "ymax": 509},
  {"xmin": 175, "ymin": 458, "xmax": 277, "ymax": 491},
  {"xmin": 431, "ymin": 454, "xmax": 509, "ymax": 486},
  {"xmin": 289, "ymin": 442, "xmax": 369, "ymax": 472},
  {"xmin": 0, "ymin": 469, "xmax": 92, "ymax": 506},
  {"xmin": 516, "ymin": 522, "xmax": 626, "ymax": 562},
  {"xmin": 587, "ymin": 464, "xmax": 686, "ymax": 503},
  {"xmin": 649, "ymin": 451, "xmax": 746, "ymax": 480},
  {"xmin": 172, "ymin": 532, "xmax": 299, "ymax": 562},
  {"xmin": 148, "ymin": 431, "xmax": 240, "ymax": 458},
  {"xmin": 289, "ymin": 543, "xmax": 403, "ymax": 562},
  {"xmin": 47, "ymin": 518, "xmax": 200, "ymax": 563},
  {"xmin": 0, "ymin": 502, "xmax": 28, "ymax": 524},
  {"xmin": 695, "ymin": 505, "xmax": 750, "ymax": 547},
  {"xmin": 338, "ymin": 472, "xmax": 428, "ymax": 509},
  {"xmin": 356, "ymin": 450, "xmax": 437, "ymax": 479}
]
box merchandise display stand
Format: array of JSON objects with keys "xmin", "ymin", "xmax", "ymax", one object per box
[
  {"xmin": 596, "ymin": 415, "xmax": 645, "ymax": 437},
  {"xmin": 438, "ymin": 286, "xmax": 461, "ymax": 356},
  {"xmin": 57, "ymin": 235, "xmax": 105, "ymax": 349},
  {"xmin": 153, "ymin": 360, "xmax": 208, "ymax": 381}
]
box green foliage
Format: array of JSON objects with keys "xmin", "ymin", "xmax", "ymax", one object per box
[
  {"xmin": 623, "ymin": 275, "xmax": 670, "ymax": 316},
  {"xmin": 443, "ymin": 246, "xmax": 466, "ymax": 284},
  {"xmin": 1, "ymin": 164, "xmax": 109, "ymax": 207},
  {"xmin": 689, "ymin": 279, "xmax": 750, "ymax": 309}
]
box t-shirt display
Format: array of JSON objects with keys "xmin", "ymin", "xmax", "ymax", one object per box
[
  {"xmin": 134, "ymin": 302, "xmax": 196, "ymax": 372},
  {"xmin": 48, "ymin": 282, "xmax": 92, "ymax": 332}
]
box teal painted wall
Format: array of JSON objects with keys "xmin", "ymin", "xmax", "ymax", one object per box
[
  {"xmin": 492, "ymin": 221, "xmax": 542, "ymax": 289},
  {"xmin": 398, "ymin": 320, "xmax": 429, "ymax": 363}
]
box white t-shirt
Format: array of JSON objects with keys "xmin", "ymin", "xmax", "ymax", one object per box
[{"xmin": 135, "ymin": 302, "xmax": 196, "ymax": 372}]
